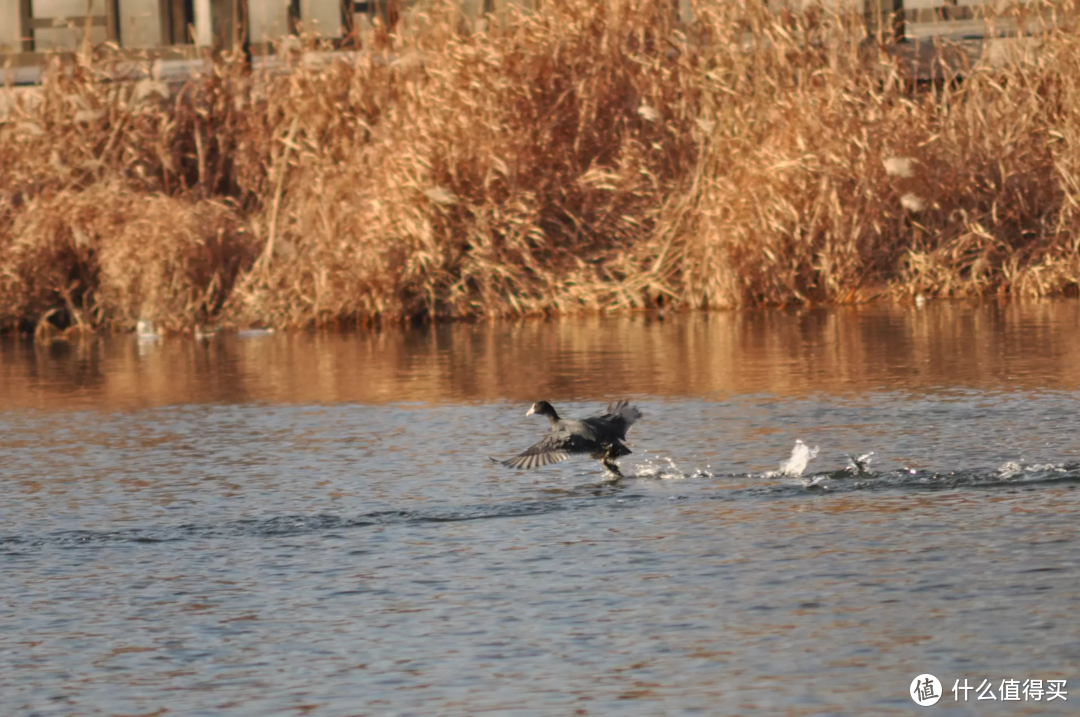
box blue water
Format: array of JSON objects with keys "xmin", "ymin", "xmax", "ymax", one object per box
[{"xmin": 1, "ymin": 305, "xmax": 1078, "ymax": 715}]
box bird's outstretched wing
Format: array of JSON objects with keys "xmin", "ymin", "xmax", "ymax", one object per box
[
  {"xmin": 499, "ymin": 447, "xmax": 574, "ymax": 470},
  {"xmin": 584, "ymin": 400, "xmax": 642, "ymax": 440},
  {"xmin": 497, "ymin": 433, "xmax": 595, "ymax": 470}
]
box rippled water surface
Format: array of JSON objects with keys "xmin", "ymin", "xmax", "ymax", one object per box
[{"xmin": 3, "ymin": 304, "xmax": 1080, "ymax": 715}]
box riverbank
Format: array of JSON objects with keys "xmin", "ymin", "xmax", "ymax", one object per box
[{"xmin": 2, "ymin": 0, "xmax": 1080, "ymax": 334}]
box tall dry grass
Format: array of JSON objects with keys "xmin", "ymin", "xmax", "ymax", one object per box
[{"xmin": 3, "ymin": 0, "xmax": 1080, "ymax": 332}]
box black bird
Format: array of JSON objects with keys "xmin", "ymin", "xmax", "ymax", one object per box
[{"xmin": 497, "ymin": 400, "xmax": 643, "ymax": 477}]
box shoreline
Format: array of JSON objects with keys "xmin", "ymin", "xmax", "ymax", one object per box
[{"xmin": 6, "ymin": 294, "xmax": 1077, "ymax": 342}]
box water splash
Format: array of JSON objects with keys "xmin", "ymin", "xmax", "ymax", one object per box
[
  {"xmin": 633, "ymin": 457, "xmax": 702, "ymax": 481},
  {"xmin": 802, "ymin": 474, "xmax": 831, "ymax": 491},
  {"xmin": 994, "ymin": 461, "xmax": 1072, "ymax": 483},
  {"xmin": 847, "ymin": 452, "xmax": 875, "ymax": 476},
  {"xmin": 997, "ymin": 461, "xmax": 1024, "ymax": 479},
  {"xmin": 765, "ymin": 440, "xmax": 820, "ymax": 478}
]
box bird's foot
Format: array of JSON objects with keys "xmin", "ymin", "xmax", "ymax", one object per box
[{"xmin": 602, "ymin": 457, "xmax": 623, "ymax": 479}]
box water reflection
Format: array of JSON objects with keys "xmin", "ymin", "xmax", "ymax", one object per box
[{"xmin": 3, "ymin": 302, "xmax": 1080, "ymax": 410}]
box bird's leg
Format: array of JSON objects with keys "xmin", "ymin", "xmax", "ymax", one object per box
[{"xmin": 601, "ymin": 444, "xmax": 622, "ymax": 478}]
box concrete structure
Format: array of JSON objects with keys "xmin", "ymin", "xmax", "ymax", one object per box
[
  {"xmin": 0, "ymin": 0, "xmax": 368, "ymax": 55},
  {"xmin": 0, "ymin": 0, "xmax": 515, "ymax": 54},
  {"xmin": 0, "ymin": 0, "xmax": 1043, "ymax": 72}
]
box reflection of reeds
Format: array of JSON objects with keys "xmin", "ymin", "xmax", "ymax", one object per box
[
  {"xmin": 5, "ymin": 303, "xmax": 1080, "ymax": 411},
  {"xmin": 4, "ymin": 0, "xmax": 1080, "ymax": 331}
]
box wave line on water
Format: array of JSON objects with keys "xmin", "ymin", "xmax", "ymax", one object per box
[
  {"xmin": 5, "ymin": 459, "xmax": 1078, "ymax": 552},
  {"xmin": 753, "ymin": 460, "xmax": 1080, "ymax": 496},
  {"xmin": 0, "ymin": 498, "xmax": 605, "ymax": 550}
]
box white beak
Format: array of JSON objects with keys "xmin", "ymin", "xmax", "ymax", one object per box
[{"xmin": 526, "ymin": 405, "xmax": 536, "ymax": 416}]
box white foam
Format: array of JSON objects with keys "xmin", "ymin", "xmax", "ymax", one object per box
[
  {"xmin": 997, "ymin": 461, "xmax": 1023, "ymax": 479},
  {"xmin": 633, "ymin": 457, "xmax": 691, "ymax": 481},
  {"xmin": 996, "ymin": 461, "xmax": 1066, "ymax": 480},
  {"xmin": 765, "ymin": 440, "xmax": 820, "ymax": 478}
]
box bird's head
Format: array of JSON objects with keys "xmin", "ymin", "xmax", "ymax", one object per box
[{"xmin": 526, "ymin": 401, "xmax": 558, "ymax": 419}]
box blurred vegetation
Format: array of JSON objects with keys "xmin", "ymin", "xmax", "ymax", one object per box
[{"xmin": 3, "ymin": 0, "xmax": 1080, "ymax": 334}]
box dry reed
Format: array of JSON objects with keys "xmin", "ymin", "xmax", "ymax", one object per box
[{"xmin": 3, "ymin": 0, "xmax": 1080, "ymax": 332}]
